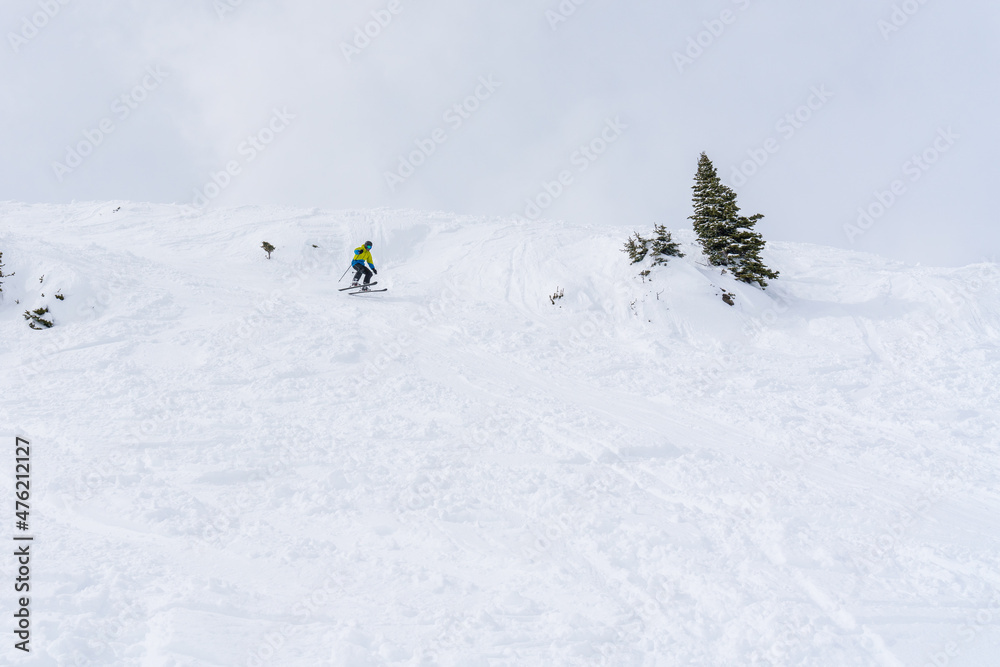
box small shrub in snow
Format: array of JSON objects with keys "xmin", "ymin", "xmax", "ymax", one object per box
[
  {"xmin": 24, "ymin": 307, "xmax": 53, "ymax": 329},
  {"xmin": 622, "ymin": 232, "xmax": 651, "ymax": 264},
  {"xmin": 261, "ymin": 241, "xmax": 275, "ymax": 259},
  {"xmin": 0, "ymin": 251, "xmax": 12, "ymax": 294},
  {"xmin": 55, "ymin": 291, "xmax": 65, "ymax": 301},
  {"xmin": 549, "ymin": 287, "xmax": 564, "ymax": 305},
  {"xmin": 650, "ymin": 224, "xmax": 684, "ymax": 265},
  {"xmin": 623, "ymin": 225, "xmax": 683, "ymax": 269},
  {"xmin": 622, "ymin": 233, "xmax": 649, "ymax": 264}
]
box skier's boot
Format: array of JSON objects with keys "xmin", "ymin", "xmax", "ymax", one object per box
[
  {"xmin": 351, "ymin": 281, "xmax": 359, "ymax": 287},
  {"xmin": 361, "ymin": 285, "xmax": 370, "ymax": 292}
]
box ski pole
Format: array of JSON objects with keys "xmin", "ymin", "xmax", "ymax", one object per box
[{"xmin": 339, "ymin": 265, "xmax": 352, "ymax": 282}]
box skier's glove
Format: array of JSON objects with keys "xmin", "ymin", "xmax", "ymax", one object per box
[{"xmin": 373, "ymin": 269, "xmax": 378, "ymax": 275}]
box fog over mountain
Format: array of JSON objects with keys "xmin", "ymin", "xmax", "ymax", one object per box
[{"xmin": 2, "ymin": 0, "xmax": 996, "ymax": 265}]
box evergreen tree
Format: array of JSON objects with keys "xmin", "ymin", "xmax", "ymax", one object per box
[
  {"xmin": 650, "ymin": 224, "xmax": 684, "ymax": 265},
  {"xmin": 728, "ymin": 214, "xmax": 779, "ymax": 287},
  {"xmin": 688, "ymin": 152, "xmax": 778, "ymax": 288},
  {"xmin": 689, "ymin": 153, "xmax": 736, "ymax": 266},
  {"xmin": 621, "ymin": 232, "xmax": 650, "ymax": 264}
]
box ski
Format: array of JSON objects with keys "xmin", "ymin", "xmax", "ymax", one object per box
[
  {"xmin": 339, "ymin": 282, "xmax": 377, "ymax": 291},
  {"xmin": 349, "ymin": 288, "xmax": 387, "ymax": 295}
]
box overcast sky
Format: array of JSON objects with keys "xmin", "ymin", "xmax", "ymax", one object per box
[{"xmin": 2, "ymin": 0, "xmax": 996, "ymax": 266}]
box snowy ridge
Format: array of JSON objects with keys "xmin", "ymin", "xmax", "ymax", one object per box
[{"xmin": 2, "ymin": 202, "xmax": 999, "ymax": 665}]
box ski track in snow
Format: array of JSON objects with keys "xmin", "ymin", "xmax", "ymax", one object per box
[{"xmin": 1, "ymin": 202, "xmax": 999, "ymax": 666}]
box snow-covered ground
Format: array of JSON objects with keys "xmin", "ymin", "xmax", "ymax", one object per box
[{"xmin": 2, "ymin": 202, "xmax": 999, "ymax": 666}]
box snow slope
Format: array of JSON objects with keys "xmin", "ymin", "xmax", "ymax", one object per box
[{"xmin": 1, "ymin": 202, "xmax": 999, "ymax": 666}]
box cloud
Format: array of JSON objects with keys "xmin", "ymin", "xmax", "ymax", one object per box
[{"xmin": 1, "ymin": 0, "xmax": 997, "ymax": 265}]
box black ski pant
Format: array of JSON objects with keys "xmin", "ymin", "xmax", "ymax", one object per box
[{"xmin": 352, "ymin": 264, "xmax": 373, "ymax": 284}]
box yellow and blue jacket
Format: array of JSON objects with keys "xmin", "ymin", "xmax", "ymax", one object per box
[{"xmin": 352, "ymin": 247, "xmax": 375, "ymax": 270}]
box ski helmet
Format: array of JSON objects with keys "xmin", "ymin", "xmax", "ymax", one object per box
[{"xmin": 364, "ymin": 241, "xmax": 373, "ymax": 249}]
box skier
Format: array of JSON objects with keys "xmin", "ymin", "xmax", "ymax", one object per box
[{"xmin": 350, "ymin": 241, "xmax": 377, "ymax": 290}]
